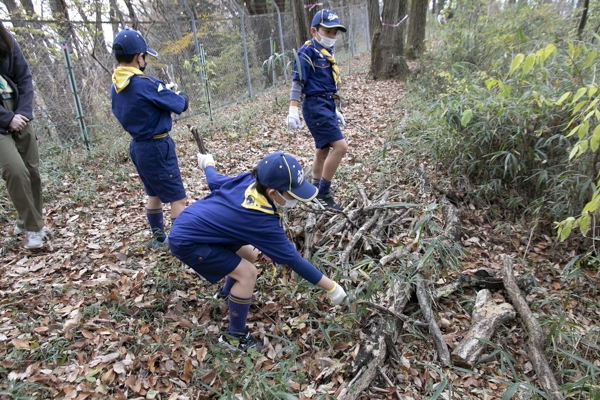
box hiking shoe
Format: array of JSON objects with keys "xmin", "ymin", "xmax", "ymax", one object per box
[
  {"xmin": 315, "ymin": 192, "xmax": 341, "ymax": 210},
  {"xmin": 218, "ymin": 327, "xmax": 263, "ymax": 351},
  {"xmin": 151, "ymin": 235, "xmax": 169, "ymax": 249},
  {"xmin": 24, "ymin": 229, "xmax": 47, "ymax": 249}
]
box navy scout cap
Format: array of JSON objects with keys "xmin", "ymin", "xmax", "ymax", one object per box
[
  {"xmin": 311, "ymin": 9, "xmax": 347, "ymax": 32},
  {"xmin": 112, "ymin": 29, "xmax": 158, "ymax": 57},
  {"xmin": 256, "ymin": 152, "xmax": 318, "ymax": 202}
]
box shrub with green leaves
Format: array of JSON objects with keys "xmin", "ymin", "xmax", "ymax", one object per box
[{"xmin": 406, "ymin": 5, "xmax": 600, "ymax": 241}]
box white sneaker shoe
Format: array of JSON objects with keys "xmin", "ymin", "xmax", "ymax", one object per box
[{"xmin": 24, "ymin": 229, "xmax": 46, "ymax": 249}]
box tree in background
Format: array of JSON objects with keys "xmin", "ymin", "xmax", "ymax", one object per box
[
  {"xmin": 406, "ymin": 0, "xmax": 427, "ymax": 59},
  {"xmin": 369, "ymin": 0, "xmax": 409, "ymax": 80},
  {"xmin": 290, "ymin": 0, "xmax": 317, "ymax": 50}
]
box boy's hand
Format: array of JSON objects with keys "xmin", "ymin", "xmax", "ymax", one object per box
[
  {"xmin": 286, "ymin": 106, "xmax": 301, "ymax": 129},
  {"xmin": 197, "ymin": 153, "xmax": 215, "ymax": 170},
  {"xmin": 335, "ymin": 109, "xmax": 346, "ymax": 127},
  {"xmin": 326, "ymin": 282, "xmax": 347, "ymax": 306},
  {"xmin": 166, "ymin": 82, "xmax": 178, "ymax": 91}
]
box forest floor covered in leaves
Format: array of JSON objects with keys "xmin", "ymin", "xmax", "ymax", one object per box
[{"xmin": 1, "ymin": 55, "xmax": 600, "ymax": 399}]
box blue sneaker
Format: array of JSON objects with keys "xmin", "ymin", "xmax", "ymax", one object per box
[{"xmin": 151, "ymin": 235, "xmax": 169, "ymax": 249}]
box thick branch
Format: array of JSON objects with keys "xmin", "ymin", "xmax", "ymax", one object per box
[
  {"xmin": 502, "ymin": 257, "xmax": 562, "ymax": 400},
  {"xmin": 415, "ymin": 274, "xmax": 451, "ymax": 366}
]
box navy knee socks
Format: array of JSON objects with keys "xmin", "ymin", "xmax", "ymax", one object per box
[{"xmin": 146, "ymin": 208, "xmax": 166, "ymax": 242}]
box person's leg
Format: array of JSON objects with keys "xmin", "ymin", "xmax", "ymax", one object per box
[
  {"xmin": 0, "ymin": 128, "xmax": 44, "ymax": 233},
  {"xmin": 226, "ymin": 258, "xmax": 258, "ymax": 333},
  {"xmin": 321, "ymin": 138, "xmax": 348, "ymax": 182},
  {"xmin": 312, "ymin": 147, "xmax": 329, "ymax": 183},
  {"xmin": 14, "ymin": 123, "xmax": 43, "ymax": 230},
  {"xmin": 316, "ymin": 139, "xmax": 348, "ymax": 210},
  {"xmin": 170, "ymin": 198, "xmax": 186, "ymax": 219},
  {"xmin": 146, "ymin": 196, "xmax": 167, "ymax": 243},
  {"xmin": 217, "ymin": 245, "xmax": 260, "ymax": 298}
]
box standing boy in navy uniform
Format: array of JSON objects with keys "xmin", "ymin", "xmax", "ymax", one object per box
[
  {"xmin": 286, "ymin": 9, "xmax": 348, "ymax": 210},
  {"xmin": 169, "ymin": 152, "xmax": 348, "ymax": 351},
  {"xmin": 111, "ymin": 29, "xmax": 189, "ymax": 248}
]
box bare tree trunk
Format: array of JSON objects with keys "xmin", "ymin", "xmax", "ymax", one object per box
[
  {"xmin": 49, "ymin": 0, "xmax": 81, "ymax": 55},
  {"xmin": 577, "ymin": 0, "xmax": 589, "ymax": 39},
  {"xmin": 406, "ymin": 0, "xmax": 428, "ymax": 59},
  {"xmin": 369, "ymin": 0, "xmax": 409, "ymax": 80},
  {"xmin": 290, "ymin": 0, "xmax": 315, "ymax": 50},
  {"xmin": 366, "ymin": 0, "xmax": 379, "ymax": 47},
  {"xmin": 123, "ymin": 0, "xmax": 140, "ymax": 31}
]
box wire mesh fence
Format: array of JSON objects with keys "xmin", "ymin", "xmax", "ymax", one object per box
[{"xmin": 2, "ymin": 3, "xmax": 370, "ymax": 148}]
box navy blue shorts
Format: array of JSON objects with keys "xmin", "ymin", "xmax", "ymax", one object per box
[
  {"xmin": 169, "ymin": 238, "xmax": 244, "ymax": 284},
  {"xmin": 302, "ymin": 96, "xmax": 344, "ymax": 149},
  {"xmin": 129, "ymin": 136, "xmax": 186, "ymax": 203}
]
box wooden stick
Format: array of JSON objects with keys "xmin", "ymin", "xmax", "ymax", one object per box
[
  {"xmin": 377, "ymin": 366, "xmax": 403, "ymax": 400},
  {"xmin": 340, "ymin": 192, "xmax": 389, "ymax": 269},
  {"xmin": 502, "ymin": 257, "xmax": 563, "ymax": 400},
  {"xmin": 415, "ymin": 274, "xmax": 451, "ymax": 366}
]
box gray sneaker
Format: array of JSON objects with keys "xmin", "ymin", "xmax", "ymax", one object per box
[
  {"xmin": 24, "ymin": 229, "xmax": 46, "ymax": 249},
  {"xmin": 315, "ymin": 192, "xmax": 341, "ymax": 210}
]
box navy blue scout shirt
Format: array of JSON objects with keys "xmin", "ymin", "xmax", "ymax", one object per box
[
  {"xmin": 111, "ymin": 66, "xmax": 186, "ymax": 141},
  {"xmin": 292, "ymin": 39, "xmax": 337, "ymax": 96},
  {"xmin": 169, "ymin": 168, "xmax": 325, "ymax": 285}
]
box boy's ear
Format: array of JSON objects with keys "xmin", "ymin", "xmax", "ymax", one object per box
[{"xmin": 310, "ymin": 26, "xmax": 317, "ymax": 36}]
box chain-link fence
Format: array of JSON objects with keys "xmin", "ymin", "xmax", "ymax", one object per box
[{"xmin": 3, "ymin": 3, "xmax": 370, "ymax": 148}]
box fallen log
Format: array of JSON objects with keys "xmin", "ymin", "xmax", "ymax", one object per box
[
  {"xmin": 451, "ymin": 289, "xmax": 516, "ymax": 368},
  {"xmin": 502, "ymin": 257, "xmax": 563, "ymax": 400},
  {"xmin": 415, "ymin": 274, "xmax": 451, "ymax": 366}
]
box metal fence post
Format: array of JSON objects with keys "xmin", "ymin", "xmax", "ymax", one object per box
[
  {"xmin": 364, "ymin": 5, "xmax": 371, "ymax": 51},
  {"xmin": 272, "ymin": 1, "xmax": 287, "ymax": 83},
  {"xmin": 60, "ymin": 40, "xmax": 90, "ymax": 153},
  {"xmin": 199, "ymin": 44, "xmax": 213, "ymax": 121},
  {"xmin": 232, "ymin": 0, "xmax": 253, "ymax": 98},
  {"xmin": 181, "ymin": 0, "xmax": 210, "ymax": 116}
]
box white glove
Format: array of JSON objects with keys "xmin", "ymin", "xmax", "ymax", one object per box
[
  {"xmin": 326, "ymin": 282, "xmax": 347, "ymax": 306},
  {"xmin": 166, "ymin": 82, "xmax": 178, "ymax": 92},
  {"xmin": 286, "ymin": 106, "xmax": 301, "ymax": 129},
  {"xmin": 336, "ymin": 109, "xmax": 346, "ymax": 127},
  {"xmin": 197, "ymin": 153, "xmax": 215, "ymax": 170}
]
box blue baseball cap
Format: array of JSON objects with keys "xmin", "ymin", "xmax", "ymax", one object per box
[
  {"xmin": 112, "ymin": 29, "xmax": 158, "ymax": 57},
  {"xmin": 256, "ymin": 152, "xmax": 318, "ymax": 202},
  {"xmin": 311, "ymin": 9, "xmax": 347, "ymax": 32}
]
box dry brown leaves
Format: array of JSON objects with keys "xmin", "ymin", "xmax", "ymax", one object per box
[{"xmin": 0, "ymin": 54, "xmax": 598, "ymax": 400}]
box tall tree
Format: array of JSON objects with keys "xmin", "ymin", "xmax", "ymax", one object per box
[
  {"xmin": 290, "ymin": 0, "xmax": 318, "ymax": 50},
  {"xmin": 49, "ymin": 0, "xmax": 81, "ymax": 55},
  {"xmin": 367, "ymin": 0, "xmax": 379, "ymax": 46},
  {"xmin": 369, "ymin": 0, "xmax": 409, "ymax": 80},
  {"xmin": 406, "ymin": 0, "xmax": 427, "ymax": 59}
]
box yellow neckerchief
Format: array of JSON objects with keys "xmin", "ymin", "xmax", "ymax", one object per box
[
  {"xmin": 242, "ymin": 183, "xmax": 276, "ymax": 215},
  {"xmin": 112, "ymin": 66, "xmax": 143, "ymax": 93},
  {"xmin": 305, "ymin": 39, "xmax": 340, "ymax": 86}
]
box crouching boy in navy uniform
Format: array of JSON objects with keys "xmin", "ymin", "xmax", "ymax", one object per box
[
  {"xmin": 287, "ymin": 9, "xmax": 348, "ymax": 210},
  {"xmin": 169, "ymin": 152, "xmax": 348, "ymax": 351},
  {"xmin": 110, "ymin": 29, "xmax": 189, "ymax": 249}
]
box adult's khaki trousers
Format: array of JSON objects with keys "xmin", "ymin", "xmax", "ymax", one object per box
[{"xmin": 0, "ymin": 98, "xmax": 43, "ymax": 232}]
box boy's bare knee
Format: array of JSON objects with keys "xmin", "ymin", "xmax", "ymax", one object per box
[{"xmin": 237, "ymin": 245, "xmax": 259, "ymax": 263}]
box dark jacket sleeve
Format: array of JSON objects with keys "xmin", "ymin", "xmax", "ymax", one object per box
[{"xmin": 0, "ymin": 37, "xmax": 34, "ymax": 129}]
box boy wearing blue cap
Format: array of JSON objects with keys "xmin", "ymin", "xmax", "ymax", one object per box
[
  {"xmin": 287, "ymin": 9, "xmax": 348, "ymax": 210},
  {"xmin": 111, "ymin": 29, "xmax": 189, "ymax": 249},
  {"xmin": 168, "ymin": 152, "xmax": 348, "ymax": 351}
]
